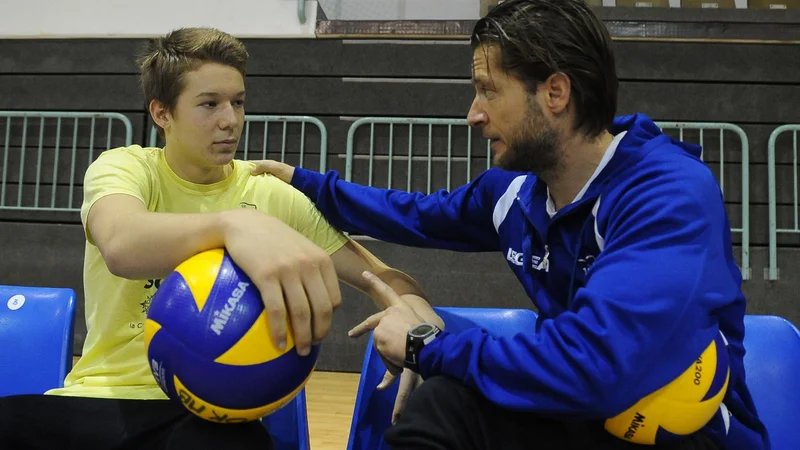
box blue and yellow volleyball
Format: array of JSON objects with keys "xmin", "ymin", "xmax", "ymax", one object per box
[
  {"xmin": 605, "ymin": 333, "xmax": 730, "ymax": 445},
  {"xmin": 144, "ymin": 248, "xmax": 318, "ymax": 423}
]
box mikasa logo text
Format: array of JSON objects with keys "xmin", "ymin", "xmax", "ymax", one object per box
[
  {"xmin": 210, "ymin": 282, "xmax": 250, "ymax": 335},
  {"xmin": 625, "ymin": 412, "xmax": 646, "ymax": 440}
]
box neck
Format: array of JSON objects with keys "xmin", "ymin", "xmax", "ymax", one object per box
[
  {"xmin": 543, "ymin": 130, "xmax": 614, "ymax": 211},
  {"xmin": 164, "ymin": 145, "xmax": 231, "ymax": 184}
]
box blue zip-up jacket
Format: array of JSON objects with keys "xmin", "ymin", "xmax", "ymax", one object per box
[{"xmin": 288, "ymin": 114, "xmax": 768, "ymax": 449}]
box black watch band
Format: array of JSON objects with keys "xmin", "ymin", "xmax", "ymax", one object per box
[{"xmin": 405, "ymin": 323, "xmax": 441, "ymax": 373}]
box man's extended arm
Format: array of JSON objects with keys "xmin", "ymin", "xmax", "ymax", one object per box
[{"xmin": 252, "ymin": 161, "xmax": 525, "ymax": 252}]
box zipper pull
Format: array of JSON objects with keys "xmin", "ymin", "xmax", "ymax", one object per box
[{"xmin": 536, "ymin": 245, "xmax": 550, "ymax": 272}]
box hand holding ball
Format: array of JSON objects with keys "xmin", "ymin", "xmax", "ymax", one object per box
[{"xmin": 144, "ymin": 248, "xmax": 318, "ymax": 423}]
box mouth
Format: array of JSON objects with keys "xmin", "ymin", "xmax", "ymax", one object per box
[{"xmin": 214, "ymin": 139, "xmax": 237, "ymax": 146}]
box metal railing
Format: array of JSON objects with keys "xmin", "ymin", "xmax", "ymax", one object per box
[
  {"xmin": 0, "ymin": 111, "xmax": 133, "ymax": 212},
  {"xmin": 149, "ymin": 115, "xmax": 328, "ymax": 173},
  {"xmin": 345, "ymin": 117, "xmax": 489, "ymax": 192},
  {"xmin": 656, "ymin": 122, "xmax": 751, "ymax": 280},
  {"xmin": 345, "ymin": 117, "xmax": 751, "ymax": 280},
  {"xmin": 767, "ymin": 124, "xmax": 800, "ymax": 280}
]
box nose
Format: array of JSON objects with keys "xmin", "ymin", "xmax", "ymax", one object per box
[
  {"xmin": 218, "ymin": 102, "xmax": 238, "ymax": 130},
  {"xmin": 467, "ymin": 98, "xmax": 487, "ymax": 128}
]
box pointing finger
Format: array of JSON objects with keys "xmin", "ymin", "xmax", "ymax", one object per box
[{"xmin": 348, "ymin": 309, "xmax": 387, "ymax": 338}]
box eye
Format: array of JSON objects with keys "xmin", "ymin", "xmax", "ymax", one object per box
[
  {"xmin": 202, "ymin": 101, "xmax": 217, "ymax": 108},
  {"xmin": 477, "ymin": 86, "xmax": 495, "ymax": 100},
  {"xmin": 234, "ymin": 99, "xmax": 245, "ymax": 107}
]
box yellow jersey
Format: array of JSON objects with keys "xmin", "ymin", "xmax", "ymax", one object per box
[{"xmin": 46, "ymin": 145, "xmax": 348, "ymax": 399}]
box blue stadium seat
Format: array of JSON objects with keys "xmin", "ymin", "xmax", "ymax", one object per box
[
  {"xmin": 346, "ymin": 306, "xmax": 539, "ymax": 450},
  {"xmin": 742, "ymin": 315, "xmax": 800, "ymax": 450},
  {"xmin": 261, "ymin": 388, "xmax": 311, "ymax": 450},
  {"xmin": 0, "ymin": 285, "xmax": 77, "ymax": 396}
]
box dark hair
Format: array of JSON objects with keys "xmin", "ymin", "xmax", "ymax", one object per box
[
  {"xmin": 471, "ymin": 0, "xmax": 617, "ymax": 138},
  {"xmin": 136, "ymin": 27, "xmax": 249, "ymax": 115}
]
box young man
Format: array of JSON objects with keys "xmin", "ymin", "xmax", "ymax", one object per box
[
  {"xmin": 0, "ymin": 27, "xmax": 439, "ymax": 450},
  {"xmin": 250, "ymin": 1, "xmax": 769, "ymax": 449}
]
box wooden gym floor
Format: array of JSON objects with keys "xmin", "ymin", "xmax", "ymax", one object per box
[{"xmin": 305, "ymin": 371, "xmax": 361, "ymax": 449}]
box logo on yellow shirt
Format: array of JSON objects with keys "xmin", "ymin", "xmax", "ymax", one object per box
[
  {"xmin": 141, "ymin": 295, "xmax": 154, "ymax": 314},
  {"xmin": 141, "ymin": 279, "xmax": 162, "ymax": 314},
  {"xmin": 239, "ymin": 202, "xmax": 257, "ymax": 209}
]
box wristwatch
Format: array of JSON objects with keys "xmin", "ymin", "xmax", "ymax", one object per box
[{"xmin": 404, "ymin": 323, "xmax": 442, "ymax": 373}]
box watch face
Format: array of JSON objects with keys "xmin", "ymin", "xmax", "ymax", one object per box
[{"xmin": 412, "ymin": 324, "xmax": 434, "ymax": 337}]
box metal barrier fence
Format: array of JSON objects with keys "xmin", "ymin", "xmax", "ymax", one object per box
[
  {"xmin": 0, "ymin": 111, "xmax": 133, "ymax": 212},
  {"xmin": 0, "ymin": 112, "xmax": 754, "ymax": 280},
  {"xmin": 345, "ymin": 117, "xmax": 490, "ymax": 192},
  {"xmin": 345, "ymin": 117, "xmax": 752, "ymax": 280},
  {"xmin": 149, "ymin": 115, "xmax": 328, "ymax": 173},
  {"xmin": 656, "ymin": 122, "xmax": 751, "ymax": 280},
  {"xmin": 767, "ymin": 124, "xmax": 800, "ymax": 280}
]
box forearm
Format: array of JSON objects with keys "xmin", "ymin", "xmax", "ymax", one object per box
[
  {"xmin": 356, "ymin": 268, "xmax": 442, "ymax": 329},
  {"xmin": 330, "ymin": 238, "xmax": 441, "ymax": 328},
  {"xmin": 102, "ymin": 210, "xmax": 229, "ymax": 280},
  {"xmin": 401, "ymin": 294, "xmax": 444, "ymax": 330},
  {"xmin": 370, "ymin": 270, "xmax": 442, "ymax": 330}
]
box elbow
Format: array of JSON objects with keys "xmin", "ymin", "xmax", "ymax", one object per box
[
  {"xmin": 100, "ymin": 241, "xmax": 137, "ymax": 279},
  {"xmin": 102, "ymin": 246, "xmax": 127, "ymax": 278}
]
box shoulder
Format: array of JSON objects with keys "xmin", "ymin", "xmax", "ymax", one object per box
[
  {"xmin": 239, "ymin": 163, "xmax": 299, "ymax": 195},
  {"xmin": 639, "ymin": 143, "xmax": 720, "ymax": 201},
  {"xmin": 468, "ymin": 168, "xmax": 531, "ymax": 204},
  {"xmin": 235, "ymin": 161, "xmax": 309, "ymax": 207},
  {"xmin": 601, "ymin": 143, "xmax": 723, "ymax": 229},
  {"xmin": 89, "ymin": 145, "xmax": 160, "ymax": 172},
  {"xmin": 95, "ymin": 145, "xmax": 159, "ymax": 162},
  {"xmin": 475, "ymin": 167, "xmax": 529, "ymax": 186}
]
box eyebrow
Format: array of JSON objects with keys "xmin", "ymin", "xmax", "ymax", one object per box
[
  {"xmin": 472, "ymin": 75, "xmax": 493, "ymax": 88},
  {"xmin": 194, "ymin": 91, "xmax": 246, "ymax": 98}
]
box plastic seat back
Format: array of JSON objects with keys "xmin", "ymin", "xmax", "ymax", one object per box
[
  {"xmin": 0, "ymin": 285, "xmax": 77, "ymax": 396},
  {"xmin": 742, "ymin": 315, "xmax": 800, "ymax": 450},
  {"xmin": 261, "ymin": 388, "xmax": 310, "ymax": 450}
]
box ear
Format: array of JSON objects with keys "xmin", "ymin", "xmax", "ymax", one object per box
[
  {"xmin": 542, "ymin": 72, "xmax": 571, "ymax": 116},
  {"xmin": 149, "ymin": 99, "xmax": 171, "ymax": 132}
]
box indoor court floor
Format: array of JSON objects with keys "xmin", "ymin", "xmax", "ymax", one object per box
[{"xmin": 304, "ymin": 371, "xmax": 361, "ymax": 449}]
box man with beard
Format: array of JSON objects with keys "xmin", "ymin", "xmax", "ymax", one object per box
[{"xmin": 250, "ymin": 0, "xmax": 768, "ymax": 449}]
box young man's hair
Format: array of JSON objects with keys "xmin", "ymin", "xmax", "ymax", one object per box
[
  {"xmin": 472, "ymin": 0, "xmax": 618, "ymax": 138},
  {"xmin": 137, "ymin": 27, "xmax": 249, "ymax": 115}
]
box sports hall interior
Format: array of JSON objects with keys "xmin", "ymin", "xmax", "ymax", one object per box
[{"xmin": 1, "ymin": 1, "xmax": 799, "ymax": 449}]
